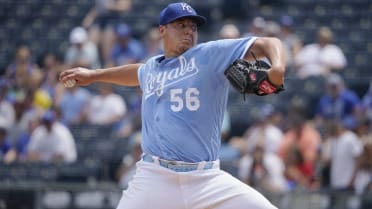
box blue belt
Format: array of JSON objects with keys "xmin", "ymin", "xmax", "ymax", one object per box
[{"xmin": 142, "ymin": 153, "xmax": 218, "ymax": 172}]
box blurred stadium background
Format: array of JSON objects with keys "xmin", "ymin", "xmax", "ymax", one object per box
[{"xmin": 0, "ymin": 0, "xmax": 371, "ymax": 209}]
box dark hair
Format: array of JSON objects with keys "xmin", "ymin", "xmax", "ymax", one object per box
[{"xmin": 0, "ymin": 127, "xmax": 7, "ymax": 135}]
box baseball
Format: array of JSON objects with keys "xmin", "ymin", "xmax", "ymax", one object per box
[{"xmin": 64, "ymin": 79, "xmax": 76, "ymax": 88}]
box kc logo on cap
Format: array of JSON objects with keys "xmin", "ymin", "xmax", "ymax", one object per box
[
  {"xmin": 159, "ymin": 2, "xmax": 207, "ymax": 26},
  {"xmin": 181, "ymin": 3, "xmax": 193, "ymax": 13}
]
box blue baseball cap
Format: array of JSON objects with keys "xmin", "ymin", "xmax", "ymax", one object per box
[
  {"xmin": 159, "ymin": 2, "xmax": 206, "ymax": 26},
  {"xmin": 116, "ymin": 23, "xmax": 132, "ymax": 37},
  {"xmin": 42, "ymin": 110, "xmax": 56, "ymax": 123},
  {"xmin": 280, "ymin": 15, "xmax": 294, "ymax": 27}
]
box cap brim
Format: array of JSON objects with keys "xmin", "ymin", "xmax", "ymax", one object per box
[
  {"xmin": 163, "ymin": 15, "xmax": 207, "ymax": 26},
  {"xmin": 187, "ymin": 15, "xmax": 207, "ymax": 26}
]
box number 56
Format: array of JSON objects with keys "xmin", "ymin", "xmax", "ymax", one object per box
[{"xmin": 170, "ymin": 88, "xmax": 200, "ymax": 112}]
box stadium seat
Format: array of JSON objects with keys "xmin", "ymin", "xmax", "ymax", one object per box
[
  {"xmin": 111, "ymin": 137, "xmax": 131, "ymax": 161},
  {"xmin": 70, "ymin": 123, "xmax": 115, "ymax": 141},
  {"xmin": 56, "ymin": 160, "xmax": 101, "ymax": 182},
  {"xmin": 303, "ymin": 76, "xmax": 326, "ymax": 97},
  {"xmin": 42, "ymin": 191, "xmax": 72, "ymax": 209}
]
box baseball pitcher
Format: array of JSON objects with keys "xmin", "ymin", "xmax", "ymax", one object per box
[{"xmin": 60, "ymin": 2, "xmax": 285, "ymax": 209}]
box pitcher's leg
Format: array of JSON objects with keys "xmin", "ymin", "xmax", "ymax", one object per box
[
  {"xmin": 115, "ymin": 161, "xmax": 184, "ymax": 209},
  {"xmin": 186, "ymin": 169, "xmax": 278, "ymax": 209},
  {"xmin": 211, "ymin": 186, "xmax": 278, "ymax": 209}
]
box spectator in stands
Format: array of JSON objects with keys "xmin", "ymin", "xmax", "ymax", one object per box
[
  {"xmin": 282, "ymin": 143, "xmax": 312, "ymax": 191},
  {"xmin": 10, "ymin": 118, "xmax": 39, "ymax": 162},
  {"xmin": 108, "ymin": 23, "xmax": 145, "ymax": 67},
  {"xmin": 238, "ymin": 144, "xmax": 287, "ymax": 193},
  {"xmin": 278, "ymin": 15, "xmax": 302, "ymax": 72},
  {"xmin": 26, "ymin": 109, "xmax": 77, "ymax": 163},
  {"xmin": 219, "ymin": 23, "xmax": 241, "ymax": 39},
  {"xmin": 5, "ymin": 45, "xmax": 40, "ymax": 90},
  {"xmin": 85, "ymin": 83, "xmax": 126, "ymax": 127},
  {"xmin": 0, "ymin": 123, "xmax": 14, "ymax": 163},
  {"xmin": 7, "ymin": 90, "xmax": 38, "ymax": 145},
  {"xmin": 321, "ymin": 119, "xmax": 363, "ymax": 209},
  {"xmin": 361, "ymin": 81, "xmax": 372, "ymax": 122},
  {"xmin": 0, "ymin": 80, "xmax": 15, "ymax": 132},
  {"xmin": 263, "ymin": 20, "xmax": 280, "ymax": 38},
  {"xmin": 314, "ymin": 73, "xmax": 361, "ymax": 130},
  {"xmin": 29, "ymin": 65, "xmax": 53, "ymax": 112},
  {"xmin": 82, "ymin": 0, "xmax": 132, "ymax": 66},
  {"xmin": 355, "ymin": 116, "xmax": 372, "ymax": 146},
  {"xmin": 56, "ymin": 84, "xmax": 92, "ymax": 127},
  {"xmin": 230, "ymin": 104, "xmax": 284, "ymax": 156},
  {"xmin": 39, "ymin": 52, "xmax": 65, "ymax": 100},
  {"xmin": 115, "ymin": 131, "xmax": 142, "ymax": 189},
  {"xmin": 243, "ymin": 16, "xmax": 266, "ymax": 37},
  {"xmin": 294, "ymin": 27, "xmax": 347, "ymax": 79},
  {"xmin": 353, "ymin": 117, "xmax": 372, "ymax": 196},
  {"xmin": 142, "ymin": 26, "xmax": 163, "ymax": 61},
  {"xmin": 278, "ymin": 108, "xmax": 321, "ymax": 190},
  {"xmin": 4, "ymin": 47, "xmax": 46, "ymax": 121},
  {"xmin": 65, "ymin": 27, "xmax": 101, "ymax": 69}
]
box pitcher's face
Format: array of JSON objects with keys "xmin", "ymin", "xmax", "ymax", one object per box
[{"xmin": 160, "ymin": 18, "xmax": 198, "ymax": 57}]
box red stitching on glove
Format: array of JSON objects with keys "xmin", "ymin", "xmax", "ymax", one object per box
[{"xmin": 258, "ymin": 80, "xmax": 276, "ymax": 94}]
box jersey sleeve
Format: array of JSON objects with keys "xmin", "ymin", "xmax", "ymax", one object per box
[{"xmin": 201, "ymin": 37, "xmax": 257, "ymax": 75}]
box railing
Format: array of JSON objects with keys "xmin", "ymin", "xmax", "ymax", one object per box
[
  {"xmin": 0, "ymin": 181, "xmax": 371, "ymax": 209},
  {"xmin": 0, "ymin": 181, "xmax": 120, "ymax": 209}
]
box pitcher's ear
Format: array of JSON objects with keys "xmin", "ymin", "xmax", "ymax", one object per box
[{"xmin": 159, "ymin": 25, "xmax": 166, "ymax": 36}]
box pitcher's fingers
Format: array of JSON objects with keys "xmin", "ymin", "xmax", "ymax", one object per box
[
  {"xmin": 59, "ymin": 69, "xmax": 75, "ymax": 82},
  {"xmin": 59, "ymin": 70, "xmax": 69, "ymax": 81}
]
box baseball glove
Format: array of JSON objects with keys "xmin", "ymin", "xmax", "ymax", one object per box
[{"xmin": 224, "ymin": 57, "xmax": 284, "ymax": 96}]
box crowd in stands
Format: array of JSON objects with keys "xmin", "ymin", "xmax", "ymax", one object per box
[{"xmin": 0, "ymin": 0, "xmax": 371, "ymax": 208}]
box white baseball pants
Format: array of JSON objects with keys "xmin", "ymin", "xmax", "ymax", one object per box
[{"xmin": 116, "ymin": 160, "xmax": 278, "ymax": 209}]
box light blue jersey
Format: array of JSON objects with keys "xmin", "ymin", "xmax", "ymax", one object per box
[{"xmin": 138, "ymin": 37, "xmax": 257, "ymax": 162}]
